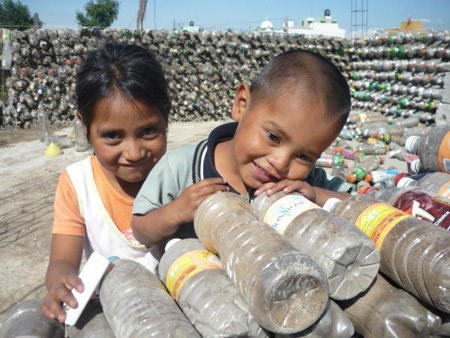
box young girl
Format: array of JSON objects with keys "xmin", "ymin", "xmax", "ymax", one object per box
[{"xmin": 41, "ymin": 43, "xmax": 171, "ymax": 323}]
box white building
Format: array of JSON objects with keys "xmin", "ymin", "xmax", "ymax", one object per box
[{"xmin": 256, "ymin": 10, "xmax": 346, "ymax": 38}]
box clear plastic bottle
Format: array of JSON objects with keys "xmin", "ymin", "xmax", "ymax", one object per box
[
  {"xmin": 99, "ymin": 259, "xmax": 201, "ymax": 338},
  {"xmin": 331, "ymin": 147, "xmax": 346, "ymax": 180},
  {"xmin": 273, "ymin": 300, "xmax": 354, "ymax": 338},
  {"xmin": 338, "ymin": 273, "xmax": 441, "ymax": 338},
  {"xmin": 67, "ymin": 298, "xmax": 115, "ymax": 338},
  {"xmin": 194, "ymin": 192, "xmax": 329, "ymax": 334},
  {"xmin": 73, "ymin": 117, "xmax": 90, "ymax": 152},
  {"xmin": 346, "ymin": 155, "xmax": 383, "ymax": 183},
  {"xmin": 364, "ymin": 168, "xmax": 399, "ymax": 184},
  {"xmin": 37, "ymin": 102, "xmax": 51, "ymax": 144},
  {"xmin": 323, "ymin": 194, "xmax": 450, "ymax": 313},
  {"xmin": 316, "ymin": 154, "xmax": 333, "ymax": 168},
  {"xmin": 355, "ymin": 142, "xmax": 387, "ymax": 155},
  {"xmin": 1, "ymin": 32, "xmax": 12, "ymax": 70},
  {"xmin": 252, "ymin": 191, "xmax": 380, "ymax": 301},
  {"xmin": 392, "ymin": 116, "xmax": 420, "ymax": 128},
  {"xmin": 371, "ymin": 186, "xmax": 450, "ymax": 231},
  {"xmin": 158, "ymin": 238, "xmax": 268, "ymax": 338},
  {"xmin": 405, "ymin": 125, "xmax": 450, "ymax": 173},
  {"xmin": 0, "ymin": 299, "xmax": 64, "ymax": 338},
  {"xmin": 397, "ymin": 172, "xmax": 450, "ymax": 199}
]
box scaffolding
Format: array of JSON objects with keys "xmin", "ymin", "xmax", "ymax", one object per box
[{"xmin": 351, "ymin": 0, "xmax": 369, "ymax": 39}]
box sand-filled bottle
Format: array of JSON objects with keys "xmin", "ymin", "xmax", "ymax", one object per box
[
  {"xmin": 99, "ymin": 259, "xmax": 201, "ymax": 338},
  {"xmin": 397, "ymin": 172, "xmax": 450, "ymax": 198},
  {"xmin": 67, "ymin": 299, "xmax": 115, "ymax": 338},
  {"xmin": 338, "ymin": 274, "xmax": 441, "ymax": 338},
  {"xmin": 369, "ymin": 186, "xmax": 450, "ymax": 231},
  {"xmin": 405, "ymin": 125, "xmax": 450, "ymax": 173},
  {"xmin": 355, "ymin": 142, "xmax": 387, "ymax": 155},
  {"xmin": 0, "ymin": 299, "xmax": 64, "ymax": 338},
  {"xmin": 274, "ymin": 300, "xmax": 354, "ymax": 338},
  {"xmin": 323, "ymin": 194, "xmax": 450, "ymax": 313},
  {"xmin": 194, "ymin": 192, "xmax": 329, "ymax": 334},
  {"xmin": 252, "ymin": 191, "xmax": 380, "ymax": 300},
  {"xmin": 158, "ymin": 238, "xmax": 268, "ymax": 338}
]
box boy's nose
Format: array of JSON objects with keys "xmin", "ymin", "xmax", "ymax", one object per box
[{"xmin": 267, "ymin": 151, "xmax": 291, "ymax": 177}]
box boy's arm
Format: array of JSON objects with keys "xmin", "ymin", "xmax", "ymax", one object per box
[{"xmin": 132, "ymin": 178, "xmax": 228, "ymax": 247}]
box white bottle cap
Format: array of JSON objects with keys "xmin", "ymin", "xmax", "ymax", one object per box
[
  {"xmin": 405, "ymin": 135, "xmax": 420, "ymax": 154},
  {"xmin": 322, "ymin": 198, "xmax": 342, "ymax": 212},
  {"xmin": 409, "ymin": 159, "xmax": 422, "ymax": 175},
  {"xmin": 165, "ymin": 238, "xmax": 182, "ymax": 251},
  {"xmin": 397, "ymin": 177, "xmax": 415, "ymax": 187}
]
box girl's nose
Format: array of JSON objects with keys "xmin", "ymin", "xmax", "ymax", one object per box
[{"xmin": 123, "ymin": 139, "xmax": 144, "ymax": 161}]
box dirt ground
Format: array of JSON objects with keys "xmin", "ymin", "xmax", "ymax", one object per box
[{"xmin": 0, "ymin": 119, "xmax": 408, "ymax": 323}]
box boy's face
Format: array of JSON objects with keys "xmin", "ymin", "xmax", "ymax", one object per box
[{"xmin": 228, "ymin": 84, "xmax": 342, "ymax": 192}]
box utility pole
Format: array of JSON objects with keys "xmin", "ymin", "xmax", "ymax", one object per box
[{"xmin": 137, "ymin": 0, "xmax": 148, "ymax": 32}]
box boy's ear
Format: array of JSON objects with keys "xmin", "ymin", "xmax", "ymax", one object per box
[{"xmin": 231, "ymin": 84, "xmax": 251, "ymax": 122}]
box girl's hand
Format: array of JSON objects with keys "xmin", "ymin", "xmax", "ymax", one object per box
[
  {"xmin": 173, "ymin": 177, "xmax": 229, "ymax": 224},
  {"xmin": 254, "ymin": 179, "xmax": 317, "ymax": 203},
  {"xmin": 41, "ymin": 274, "xmax": 84, "ymax": 323}
]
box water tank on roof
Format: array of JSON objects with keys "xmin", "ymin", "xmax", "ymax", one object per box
[{"xmin": 324, "ymin": 9, "xmax": 331, "ymax": 17}]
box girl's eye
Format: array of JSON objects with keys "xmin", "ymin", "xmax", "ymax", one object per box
[
  {"xmin": 103, "ymin": 131, "xmax": 119, "ymax": 141},
  {"xmin": 296, "ymin": 154, "xmax": 312, "ymax": 163},
  {"xmin": 267, "ymin": 132, "xmax": 280, "ymax": 143}
]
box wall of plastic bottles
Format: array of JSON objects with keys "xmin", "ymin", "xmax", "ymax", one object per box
[{"xmin": 1, "ymin": 28, "xmax": 449, "ymax": 128}]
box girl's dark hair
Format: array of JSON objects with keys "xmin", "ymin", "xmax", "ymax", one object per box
[
  {"xmin": 249, "ymin": 49, "xmax": 351, "ymax": 127},
  {"xmin": 76, "ymin": 43, "xmax": 170, "ymax": 137}
]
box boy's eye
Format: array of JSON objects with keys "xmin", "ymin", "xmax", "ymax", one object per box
[
  {"xmin": 267, "ymin": 132, "xmax": 280, "ymax": 143},
  {"xmin": 296, "ymin": 154, "xmax": 312, "ymax": 163}
]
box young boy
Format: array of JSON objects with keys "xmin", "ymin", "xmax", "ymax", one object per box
[{"xmin": 132, "ymin": 49, "xmax": 353, "ymax": 247}]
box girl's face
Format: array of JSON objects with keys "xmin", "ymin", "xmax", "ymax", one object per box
[{"xmin": 87, "ymin": 94, "xmax": 167, "ymax": 195}]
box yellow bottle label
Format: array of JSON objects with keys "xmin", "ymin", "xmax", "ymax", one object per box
[
  {"xmin": 165, "ymin": 250, "xmax": 222, "ymax": 301},
  {"xmin": 263, "ymin": 194, "xmax": 319, "ymax": 235},
  {"xmin": 438, "ymin": 132, "xmax": 450, "ymax": 173},
  {"xmin": 437, "ymin": 180, "xmax": 450, "ymax": 198},
  {"xmin": 355, "ymin": 203, "xmax": 410, "ymax": 250}
]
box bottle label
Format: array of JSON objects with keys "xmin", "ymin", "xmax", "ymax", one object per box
[
  {"xmin": 393, "ymin": 189, "xmax": 450, "ymax": 231},
  {"xmin": 332, "ymin": 153, "xmax": 344, "ymax": 167},
  {"xmin": 438, "ymin": 132, "xmax": 450, "ymax": 173},
  {"xmin": 263, "ymin": 194, "xmax": 319, "ymax": 235},
  {"xmin": 437, "ymin": 180, "xmax": 450, "ymax": 198},
  {"xmin": 355, "ymin": 203, "xmax": 410, "ymax": 250},
  {"xmin": 166, "ymin": 250, "xmax": 222, "ymax": 301}
]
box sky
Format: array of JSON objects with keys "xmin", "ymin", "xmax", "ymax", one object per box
[{"xmin": 18, "ymin": 0, "xmax": 450, "ymax": 37}]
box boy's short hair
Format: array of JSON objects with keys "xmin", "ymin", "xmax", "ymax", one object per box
[{"xmin": 249, "ymin": 49, "xmax": 351, "ymax": 127}]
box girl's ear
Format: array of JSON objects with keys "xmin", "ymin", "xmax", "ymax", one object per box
[
  {"xmin": 231, "ymin": 84, "xmax": 251, "ymax": 122},
  {"xmin": 76, "ymin": 111, "xmax": 88, "ymax": 136}
]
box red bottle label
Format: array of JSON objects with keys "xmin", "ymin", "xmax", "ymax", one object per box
[{"xmin": 393, "ymin": 189, "xmax": 450, "ymax": 231}]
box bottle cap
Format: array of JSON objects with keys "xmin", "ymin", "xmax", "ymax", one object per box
[
  {"xmin": 405, "ymin": 135, "xmax": 420, "ymax": 154},
  {"xmin": 334, "ymin": 147, "xmax": 342, "ymax": 152},
  {"xmin": 322, "ymin": 198, "xmax": 342, "ymax": 212},
  {"xmin": 397, "ymin": 176, "xmax": 415, "ymax": 187},
  {"xmin": 379, "ymin": 156, "xmax": 385, "ymax": 164},
  {"xmin": 346, "ymin": 174, "xmax": 357, "ymax": 183},
  {"xmin": 165, "ymin": 238, "xmax": 181, "ymax": 251},
  {"xmin": 364, "ymin": 173, "xmax": 372, "ymax": 182},
  {"xmin": 409, "ymin": 159, "xmax": 422, "ymax": 175},
  {"xmin": 394, "ymin": 172, "xmax": 408, "ymax": 185},
  {"xmin": 358, "ymin": 185, "xmax": 379, "ymax": 195}
]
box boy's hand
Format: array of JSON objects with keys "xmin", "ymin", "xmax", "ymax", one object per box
[
  {"xmin": 254, "ymin": 179, "xmax": 317, "ymax": 203},
  {"xmin": 41, "ymin": 274, "xmax": 84, "ymax": 323},
  {"xmin": 173, "ymin": 177, "xmax": 229, "ymax": 224}
]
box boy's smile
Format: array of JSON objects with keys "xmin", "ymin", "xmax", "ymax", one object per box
[{"xmin": 215, "ymin": 84, "xmax": 342, "ymax": 195}]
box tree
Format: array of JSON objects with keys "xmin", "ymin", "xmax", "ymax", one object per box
[
  {"xmin": 0, "ymin": 0, "xmax": 42, "ymax": 30},
  {"xmin": 76, "ymin": 0, "xmax": 120, "ymax": 28}
]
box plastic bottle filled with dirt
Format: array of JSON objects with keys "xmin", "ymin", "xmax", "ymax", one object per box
[
  {"xmin": 323, "ymin": 194, "xmax": 450, "ymax": 313},
  {"xmin": 252, "ymin": 191, "xmax": 380, "ymax": 301},
  {"xmin": 370, "ymin": 186, "xmax": 450, "ymax": 231},
  {"xmin": 158, "ymin": 238, "xmax": 268, "ymax": 338},
  {"xmin": 273, "ymin": 300, "xmax": 354, "ymax": 338},
  {"xmin": 405, "ymin": 125, "xmax": 450, "ymax": 173},
  {"xmin": 99, "ymin": 259, "xmax": 201, "ymax": 338},
  {"xmin": 355, "ymin": 142, "xmax": 387, "ymax": 155},
  {"xmin": 0, "ymin": 299, "xmax": 65, "ymax": 338},
  {"xmin": 194, "ymin": 192, "xmax": 329, "ymax": 334},
  {"xmin": 397, "ymin": 172, "xmax": 450, "ymax": 199},
  {"xmin": 338, "ymin": 273, "xmax": 442, "ymax": 338},
  {"xmin": 392, "ymin": 116, "xmax": 420, "ymax": 128},
  {"xmin": 67, "ymin": 298, "xmax": 115, "ymax": 338}
]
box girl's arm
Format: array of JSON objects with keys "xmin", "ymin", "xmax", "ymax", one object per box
[{"xmin": 42, "ymin": 234, "xmax": 84, "ymax": 323}]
